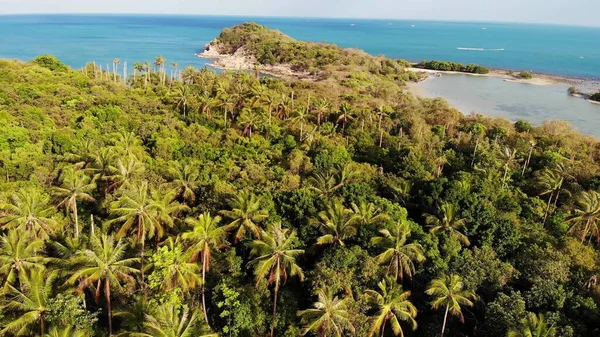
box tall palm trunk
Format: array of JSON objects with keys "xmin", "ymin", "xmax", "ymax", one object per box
[
  {"xmin": 441, "ymin": 304, "xmax": 449, "ymax": 337},
  {"xmin": 202, "ymin": 253, "xmax": 209, "ymax": 324},
  {"xmin": 522, "ymin": 144, "xmax": 534, "ymax": 176},
  {"xmin": 271, "ymin": 287, "xmax": 278, "ymax": 337},
  {"xmin": 471, "ymin": 138, "xmax": 480, "ymax": 167},
  {"xmin": 380, "ymin": 318, "xmax": 387, "ymax": 337},
  {"xmin": 40, "ymin": 315, "xmax": 45, "ymax": 336},
  {"xmin": 106, "ymin": 279, "xmax": 113, "ymax": 336},
  {"xmin": 73, "ymin": 200, "xmax": 79, "ymax": 239},
  {"xmin": 543, "ymin": 192, "xmax": 554, "ymax": 226}
]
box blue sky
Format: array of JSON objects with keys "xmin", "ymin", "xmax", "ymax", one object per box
[{"xmin": 0, "ymin": 0, "xmax": 598, "ymax": 26}]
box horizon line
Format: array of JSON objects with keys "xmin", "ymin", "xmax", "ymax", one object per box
[{"xmin": 0, "ymin": 12, "xmax": 599, "ymax": 28}]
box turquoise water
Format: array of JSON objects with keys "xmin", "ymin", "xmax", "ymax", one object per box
[
  {"xmin": 411, "ymin": 74, "xmax": 600, "ymax": 137},
  {"xmin": 2, "ymin": 14, "xmax": 600, "ymax": 137},
  {"xmin": 1, "ymin": 14, "xmax": 599, "ymax": 78}
]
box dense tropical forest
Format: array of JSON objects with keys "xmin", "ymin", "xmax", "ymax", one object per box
[{"xmin": 0, "ymin": 22, "xmax": 599, "ymax": 337}]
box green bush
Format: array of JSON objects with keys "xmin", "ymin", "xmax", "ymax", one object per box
[
  {"xmin": 517, "ymin": 71, "xmax": 533, "ymax": 79},
  {"xmin": 590, "ymin": 91, "xmax": 600, "ymax": 102},
  {"xmin": 417, "ymin": 60, "xmax": 489, "ymax": 74},
  {"xmin": 32, "ymin": 54, "xmax": 68, "ymax": 72}
]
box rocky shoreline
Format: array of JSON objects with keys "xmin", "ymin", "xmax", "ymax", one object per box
[{"xmin": 197, "ymin": 43, "xmax": 317, "ymax": 81}]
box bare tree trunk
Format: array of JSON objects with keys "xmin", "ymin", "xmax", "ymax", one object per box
[
  {"xmin": 271, "ymin": 287, "xmax": 278, "ymax": 337},
  {"xmin": 471, "ymin": 138, "xmax": 480, "ymax": 168},
  {"xmin": 106, "ymin": 279, "xmax": 113, "ymax": 336},
  {"xmin": 522, "ymin": 144, "xmax": 534, "ymax": 176},
  {"xmin": 202, "ymin": 254, "xmax": 209, "ymax": 324},
  {"xmin": 440, "ymin": 304, "xmax": 449, "ymax": 337},
  {"xmin": 73, "ymin": 201, "xmax": 79, "ymax": 239},
  {"xmin": 91, "ymin": 214, "xmax": 95, "ymax": 236},
  {"xmin": 543, "ymin": 192, "xmax": 554, "ymax": 226}
]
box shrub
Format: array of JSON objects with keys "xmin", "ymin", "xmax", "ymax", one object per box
[
  {"xmin": 517, "ymin": 71, "xmax": 533, "ymax": 79},
  {"xmin": 590, "ymin": 91, "xmax": 600, "ymax": 102},
  {"xmin": 32, "ymin": 55, "xmax": 68, "ymax": 72}
]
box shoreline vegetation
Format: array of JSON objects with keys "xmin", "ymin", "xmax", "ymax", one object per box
[
  {"xmin": 2, "ymin": 22, "xmax": 600, "ymax": 337},
  {"xmin": 198, "ymin": 29, "xmax": 600, "ymax": 106}
]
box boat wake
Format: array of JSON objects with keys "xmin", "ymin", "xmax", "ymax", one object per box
[{"xmin": 457, "ymin": 47, "xmax": 505, "ymax": 51}]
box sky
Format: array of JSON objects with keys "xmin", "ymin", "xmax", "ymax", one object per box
[{"xmin": 0, "ymin": 0, "xmax": 598, "ymax": 27}]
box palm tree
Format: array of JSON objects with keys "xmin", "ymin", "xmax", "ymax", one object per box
[
  {"xmin": 68, "ymin": 234, "xmax": 139, "ymax": 336},
  {"xmin": 238, "ymin": 108, "xmax": 262, "ymax": 137},
  {"xmin": 107, "ymin": 181, "xmax": 161, "ymax": 275},
  {"xmin": 567, "ymin": 190, "xmax": 600, "ymax": 244},
  {"xmin": 0, "ymin": 188, "xmax": 58, "ymax": 239},
  {"xmin": 52, "ymin": 167, "xmax": 96, "ymax": 239},
  {"xmin": 538, "ymin": 162, "xmax": 572, "ymax": 225},
  {"xmin": 198, "ymin": 91, "xmax": 218, "ymax": 117},
  {"xmin": 297, "ymin": 289, "xmax": 354, "ymax": 336},
  {"xmin": 154, "ymin": 56, "xmax": 166, "ymax": 85},
  {"xmin": 45, "ymin": 326, "xmax": 87, "ymax": 337},
  {"xmin": 371, "ymin": 221, "xmax": 425, "ymax": 282},
  {"xmin": 425, "ymin": 274, "xmax": 477, "ymax": 337},
  {"xmin": 152, "ymin": 237, "xmax": 202, "ymax": 295},
  {"xmin": 220, "ymin": 190, "xmax": 269, "ymax": 243},
  {"xmin": 249, "ymin": 223, "xmax": 305, "ymax": 337},
  {"xmin": 105, "ymin": 156, "xmax": 145, "ymax": 193},
  {"xmin": 337, "ymin": 102, "xmax": 354, "ymax": 132},
  {"xmin": 501, "ymin": 147, "xmax": 517, "ymax": 185},
  {"xmin": 150, "ymin": 187, "xmax": 190, "ymax": 236},
  {"xmin": 311, "ymin": 202, "xmax": 360, "ymax": 246},
  {"xmin": 140, "ymin": 303, "xmax": 206, "ymax": 337},
  {"xmin": 134, "ymin": 62, "xmax": 144, "ymax": 82},
  {"xmin": 314, "ymin": 98, "xmax": 331, "ymax": 126},
  {"xmin": 173, "ymin": 84, "xmax": 193, "ymax": 119},
  {"xmin": 165, "ymin": 161, "xmax": 201, "ymax": 204},
  {"xmin": 0, "ymin": 268, "xmax": 56, "ymax": 336},
  {"xmin": 0, "ymin": 230, "xmax": 48, "ymax": 292},
  {"xmin": 291, "ymin": 106, "xmax": 310, "ymax": 141},
  {"xmin": 306, "ymin": 171, "xmax": 342, "ymax": 198},
  {"xmin": 219, "ymin": 92, "xmax": 235, "ymax": 128},
  {"xmin": 364, "ymin": 276, "xmax": 418, "ymax": 337},
  {"xmin": 351, "ymin": 201, "xmax": 390, "ymax": 229},
  {"xmin": 183, "ymin": 212, "xmax": 228, "ymax": 323},
  {"xmin": 508, "ymin": 312, "xmax": 556, "ymax": 337},
  {"xmin": 424, "ymin": 202, "xmax": 470, "ymax": 246},
  {"xmin": 113, "ymin": 58, "xmax": 120, "ymax": 82},
  {"xmin": 86, "ymin": 147, "xmax": 117, "ymax": 183}
]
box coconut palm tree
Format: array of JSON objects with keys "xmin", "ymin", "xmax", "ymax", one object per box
[
  {"xmin": 364, "ymin": 276, "xmax": 418, "ymax": 337},
  {"xmin": 371, "ymin": 221, "xmax": 425, "ymax": 282},
  {"xmin": 154, "ymin": 56, "xmax": 166, "ymax": 84},
  {"xmin": 150, "ymin": 187, "xmax": 190, "ymax": 237},
  {"xmin": 425, "ymin": 274, "xmax": 477, "ymax": 337},
  {"xmin": 237, "ymin": 108, "xmax": 262, "ymax": 137},
  {"xmin": 501, "ymin": 147, "xmax": 517, "ymax": 185},
  {"xmin": 249, "ymin": 223, "xmax": 305, "ymax": 337},
  {"xmin": 538, "ymin": 162, "xmax": 572, "ymax": 225},
  {"xmin": 104, "ymin": 156, "xmax": 145, "ymax": 193},
  {"xmin": 68, "ymin": 234, "xmax": 139, "ymax": 336},
  {"xmin": 152, "ymin": 237, "xmax": 202, "ymax": 295},
  {"xmin": 198, "ymin": 91, "xmax": 218, "ymax": 117},
  {"xmin": 165, "ymin": 161, "xmax": 201, "ymax": 204},
  {"xmin": 351, "ymin": 201, "xmax": 390, "ymax": 229},
  {"xmin": 173, "ymin": 83, "xmax": 193, "ymax": 119},
  {"xmin": 424, "ymin": 202, "xmax": 470, "ymax": 246},
  {"xmin": 310, "ymin": 202, "xmax": 360, "ymax": 246},
  {"xmin": 297, "ymin": 288, "xmax": 354, "ymax": 336},
  {"xmin": 220, "ymin": 190, "xmax": 269, "ymax": 243},
  {"xmin": 52, "ymin": 167, "xmax": 96, "ymax": 239},
  {"xmin": 567, "ymin": 190, "xmax": 600, "ymax": 244},
  {"xmin": 314, "ymin": 98, "xmax": 331, "ymax": 126},
  {"xmin": 291, "ymin": 106, "xmax": 310, "ymax": 141},
  {"xmin": 183, "ymin": 212, "xmax": 228, "ymax": 323},
  {"xmin": 134, "ymin": 62, "xmax": 144, "ymax": 82},
  {"xmin": 0, "ymin": 230, "xmax": 49, "ymax": 292},
  {"xmin": 508, "ymin": 312, "xmax": 556, "ymax": 337},
  {"xmin": 305, "ymin": 171, "xmax": 342, "ymax": 199},
  {"xmin": 86, "ymin": 147, "xmax": 117, "ymax": 183},
  {"xmin": 140, "ymin": 303, "xmax": 208, "ymax": 337},
  {"xmin": 337, "ymin": 102, "xmax": 354, "ymax": 132},
  {"xmin": 0, "ymin": 188, "xmax": 58, "ymax": 240},
  {"xmin": 45, "ymin": 326, "xmax": 87, "ymax": 337},
  {"xmin": 113, "ymin": 58, "xmax": 120, "ymax": 82},
  {"xmin": 0, "ymin": 268, "xmax": 56, "ymax": 336}
]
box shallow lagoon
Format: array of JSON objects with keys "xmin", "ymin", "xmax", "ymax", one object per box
[{"xmin": 411, "ymin": 74, "xmax": 600, "ymax": 137}]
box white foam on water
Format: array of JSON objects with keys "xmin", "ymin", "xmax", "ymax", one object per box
[{"xmin": 457, "ymin": 47, "xmax": 505, "ymax": 51}]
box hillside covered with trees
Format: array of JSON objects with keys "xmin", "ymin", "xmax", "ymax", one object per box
[{"xmin": 0, "ymin": 23, "xmax": 599, "ymax": 337}]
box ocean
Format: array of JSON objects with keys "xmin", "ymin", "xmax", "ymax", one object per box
[
  {"xmin": 1, "ymin": 14, "xmax": 600, "ymax": 136},
  {"xmin": 1, "ymin": 14, "xmax": 599, "ymax": 78}
]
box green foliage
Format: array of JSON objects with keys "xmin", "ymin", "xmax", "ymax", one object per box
[
  {"xmin": 417, "ymin": 60, "xmax": 489, "ymax": 74},
  {"xmin": 0, "ymin": 24, "xmax": 598, "ymax": 336},
  {"xmin": 590, "ymin": 91, "xmax": 600, "ymax": 102},
  {"xmin": 32, "ymin": 55, "xmax": 68, "ymax": 72},
  {"xmin": 517, "ymin": 71, "xmax": 534, "ymax": 79}
]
